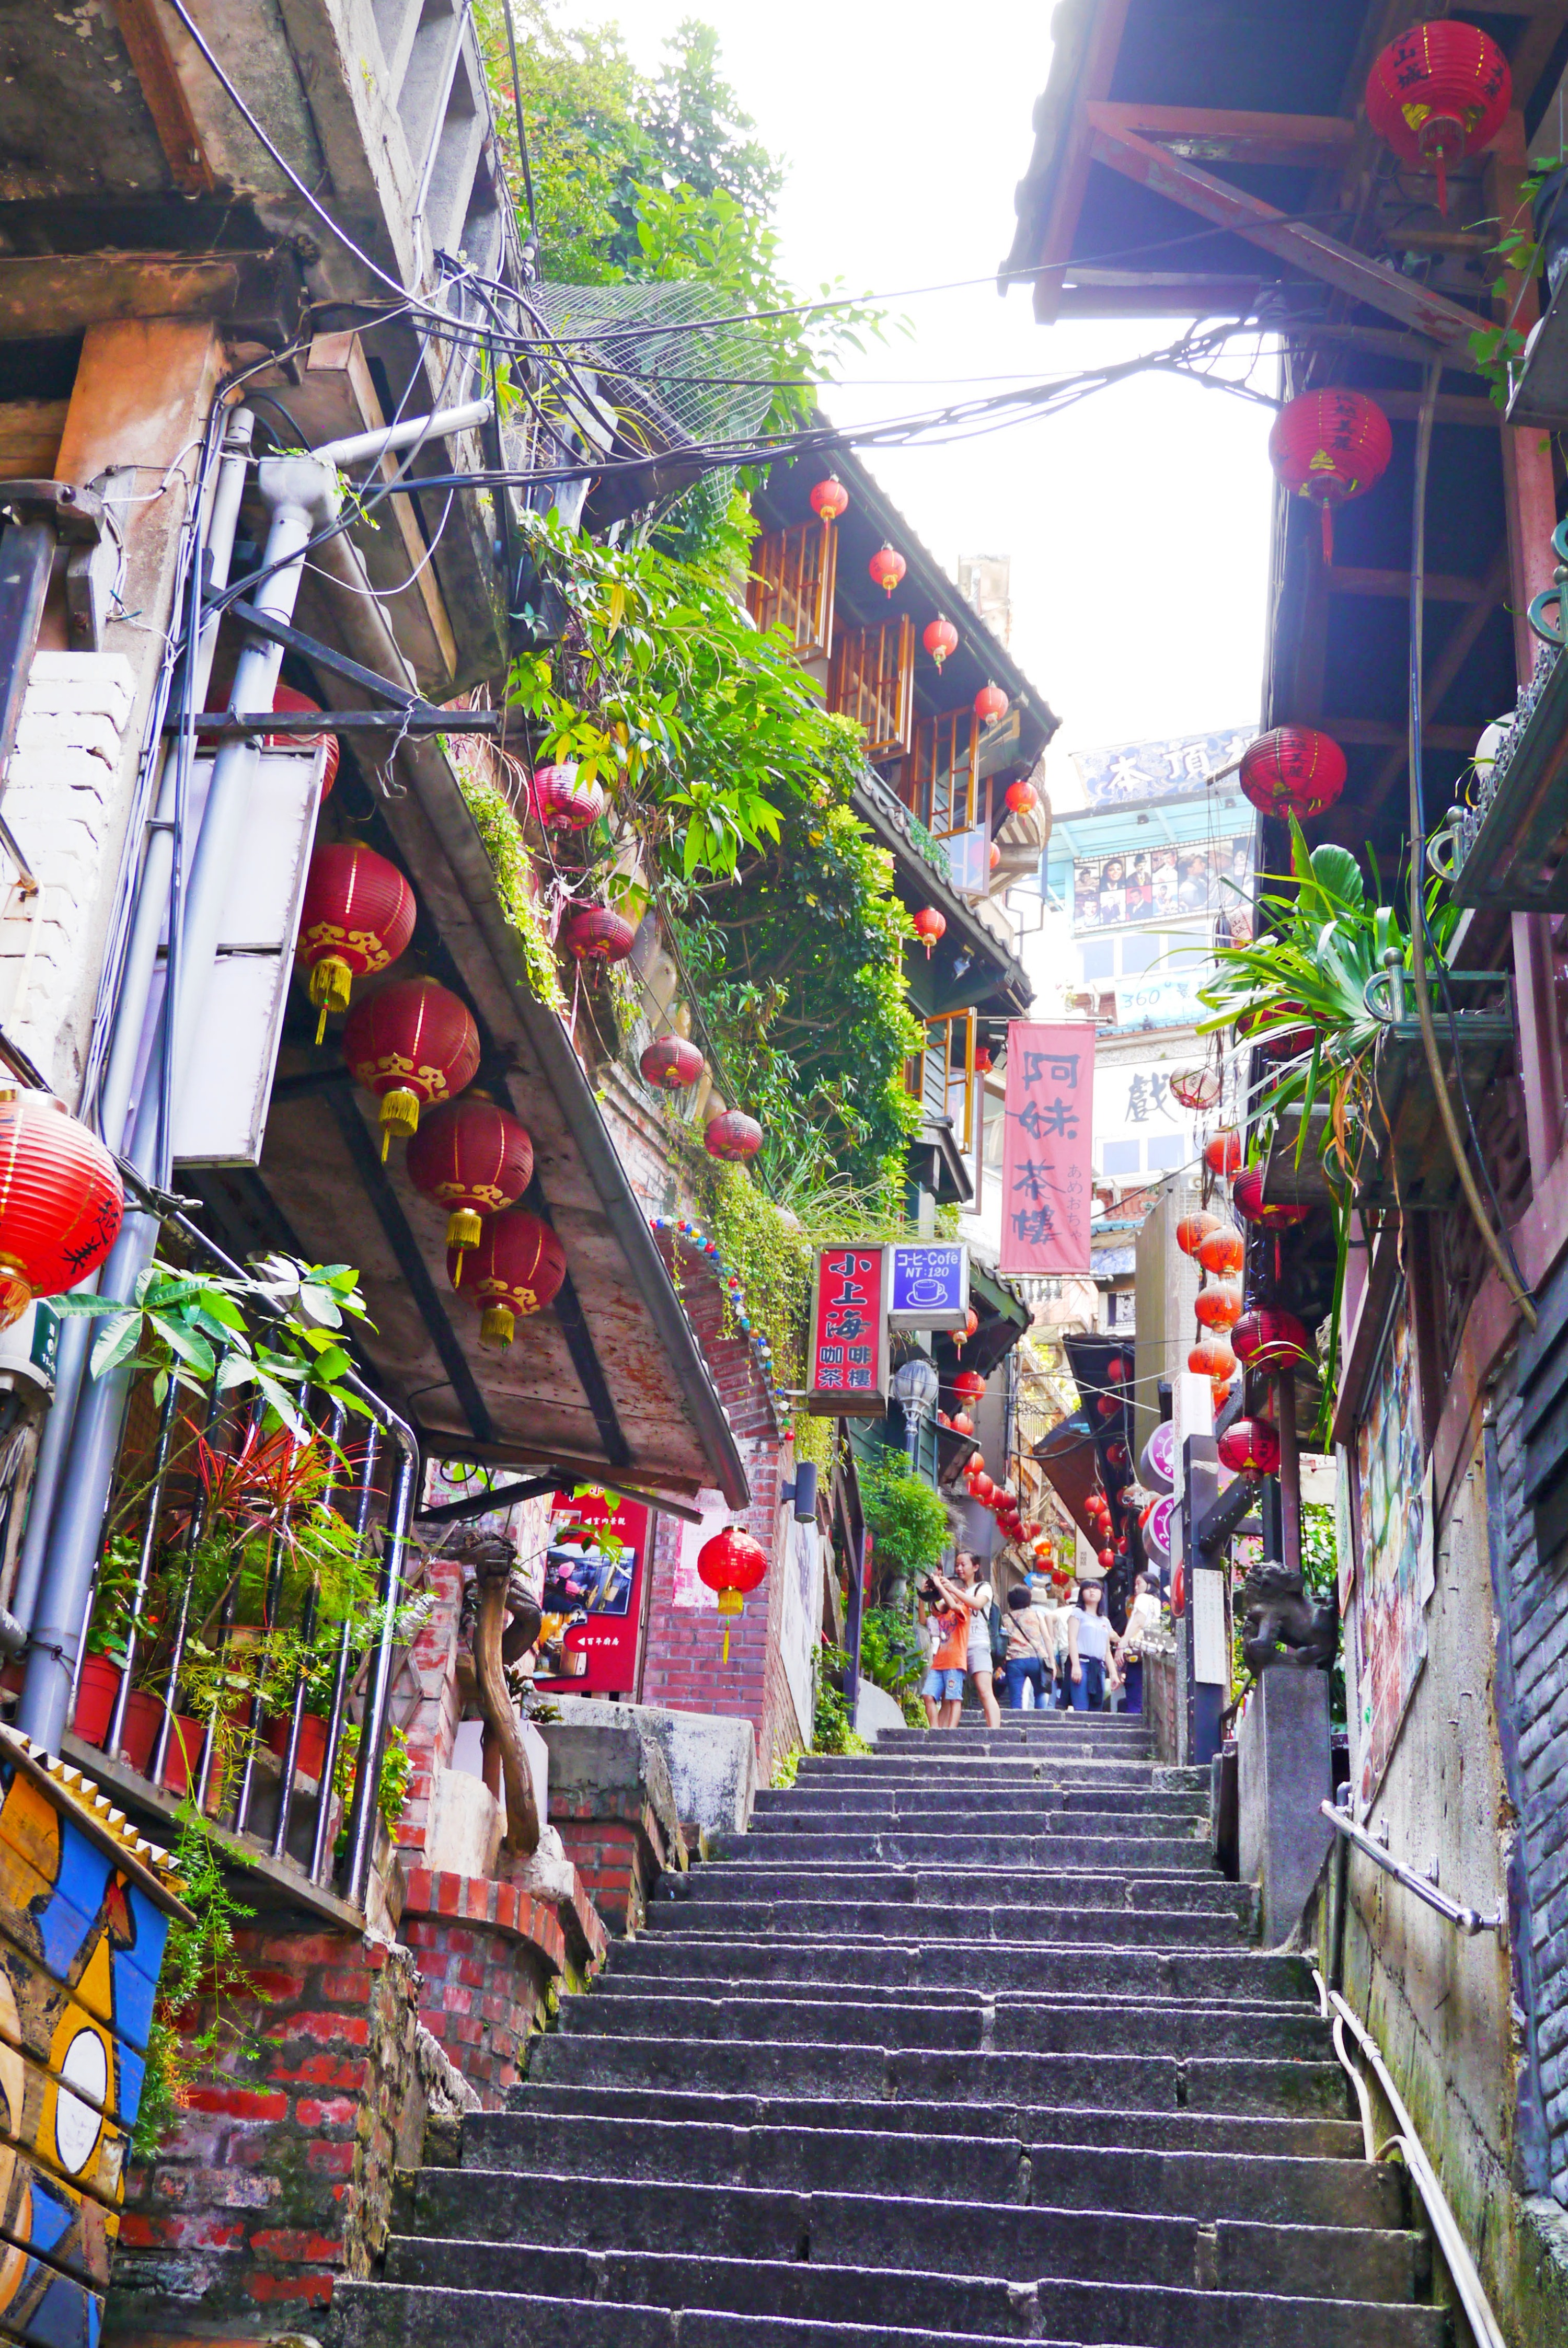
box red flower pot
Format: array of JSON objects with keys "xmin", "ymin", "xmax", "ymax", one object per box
[
  {"xmin": 264, "ymin": 1713, "xmax": 330, "ymax": 1783},
  {"xmin": 121, "ymin": 1690, "xmax": 205, "ymax": 1794},
  {"xmin": 72, "ymin": 1654, "xmax": 122, "ymax": 1748}
]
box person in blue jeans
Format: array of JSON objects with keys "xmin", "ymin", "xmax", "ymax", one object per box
[
  {"xmin": 1002, "ymin": 1585, "xmax": 1055, "ymax": 1709},
  {"xmin": 1067, "ymin": 1580, "xmax": 1120, "ymax": 1711}
]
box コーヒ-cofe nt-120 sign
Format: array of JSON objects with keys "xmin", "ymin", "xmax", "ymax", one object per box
[{"xmin": 806, "ymin": 1246, "xmax": 890, "ymax": 1414}]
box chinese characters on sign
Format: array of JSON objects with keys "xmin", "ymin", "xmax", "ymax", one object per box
[
  {"xmin": 886, "ymin": 1242, "xmax": 969, "ymax": 1329},
  {"xmin": 999, "ymin": 1022, "xmax": 1094, "ymax": 1275},
  {"xmin": 534, "ymin": 1487, "xmax": 649, "ymax": 1695},
  {"xmin": 807, "ymin": 1246, "xmax": 890, "ymax": 1415}
]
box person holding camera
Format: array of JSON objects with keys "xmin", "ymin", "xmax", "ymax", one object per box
[
  {"xmin": 918, "ymin": 1569, "xmax": 972, "ymax": 1728},
  {"xmin": 952, "ymin": 1549, "xmax": 1001, "ymax": 1728}
]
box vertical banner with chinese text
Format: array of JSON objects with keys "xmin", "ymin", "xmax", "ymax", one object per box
[
  {"xmin": 806, "ymin": 1245, "xmax": 889, "ymax": 1414},
  {"xmin": 998, "ymin": 1021, "xmax": 1094, "ymax": 1274}
]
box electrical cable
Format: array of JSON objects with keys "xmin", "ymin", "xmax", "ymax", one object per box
[
  {"xmin": 1405, "ymin": 361, "xmax": 1537, "ymax": 1328},
  {"xmin": 497, "ymin": 0, "xmax": 537, "ymax": 256}
]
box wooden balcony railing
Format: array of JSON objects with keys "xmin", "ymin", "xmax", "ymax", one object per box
[
  {"xmin": 830, "ymin": 616, "xmax": 915, "ymax": 761},
  {"xmin": 747, "ymin": 520, "xmax": 837, "ymax": 659},
  {"xmin": 904, "ymin": 709, "xmax": 980, "ymax": 836},
  {"xmin": 906, "ymin": 1010, "xmax": 975, "ymax": 1149}
]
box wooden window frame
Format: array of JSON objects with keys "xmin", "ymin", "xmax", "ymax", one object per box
[
  {"xmin": 746, "ymin": 518, "xmax": 837, "ymax": 661},
  {"xmin": 829, "ymin": 615, "xmax": 915, "ymax": 761},
  {"xmin": 904, "ymin": 709, "xmax": 980, "ymax": 837},
  {"xmin": 904, "ymin": 1009, "xmax": 976, "ymax": 1151}
]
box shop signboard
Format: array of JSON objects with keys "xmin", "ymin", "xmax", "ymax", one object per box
[
  {"xmin": 806, "ymin": 1245, "xmax": 889, "ymax": 1414},
  {"xmin": 533, "ymin": 1486, "xmax": 650, "ymax": 1696},
  {"xmin": 886, "ymin": 1241, "xmax": 969, "ymax": 1330}
]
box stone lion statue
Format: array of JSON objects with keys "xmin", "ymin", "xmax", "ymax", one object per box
[{"xmin": 1239, "ymin": 1557, "xmax": 1337, "ymax": 1675}]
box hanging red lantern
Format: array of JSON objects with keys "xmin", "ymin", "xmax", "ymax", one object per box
[
  {"xmin": 1268, "ymin": 390, "xmax": 1393, "ymax": 562},
  {"xmin": 1169, "ymin": 1067, "xmax": 1223, "ymax": 1112},
  {"xmin": 869, "ymin": 544, "xmax": 906, "ymax": 596},
  {"xmin": 971, "ymin": 1472, "xmax": 996, "ymax": 1503},
  {"xmin": 975, "ymin": 683, "xmax": 1009, "ymax": 726},
  {"xmin": 1233, "ymin": 1307, "xmax": 1313, "ymax": 1372},
  {"xmin": 295, "ymin": 843, "xmax": 417, "ymax": 1043},
  {"xmin": 705, "ymin": 1110, "xmax": 763, "ymax": 1163},
  {"xmin": 449, "ymin": 1206, "xmax": 567, "ymax": 1349},
  {"xmin": 0, "ymin": 1092, "xmax": 123, "ymax": 1328},
  {"xmin": 974, "ymin": 1047, "xmax": 994, "ymax": 1075},
  {"xmin": 988, "ymin": 842, "xmax": 1000, "ymax": 872},
  {"xmin": 1212, "ymin": 1378, "xmax": 1233, "ymax": 1412},
  {"xmin": 1239, "ymin": 728, "xmax": 1347, "ymax": 823},
  {"xmin": 950, "ymin": 1411, "xmax": 974, "ymax": 1437},
  {"xmin": 1004, "ymin": 779, "xmax": 1038, "ymax": 817},
  {"xmin": 1106, "ymin": 1355, "xmax": 1127, "ymax": 1383},
  {"xmin": 698, "ymin": 1524, "xmax": 769, "ymax": 1662},
  {"xmin": 953, "ymin": 1368, "xmax": 986, "ymax": 1403},
  {"xmin": 954, "ymin": 1306, "xmax": 979, "ymax": 1355},
  {"xmin": 343, "ymin": 976, "xmax": 480, "ymax": 1155},
  {"xmin": 1171, "ymin": 1557, "xmax": 1185, "ymax": 1618},
  {"xmin": 1204, "ymin": 1130, "xmax": 1243, "ymax": 1178},
  {"xmin": 1194, "ymin": 1279, "xmax": 1243, "ymax": 1331},
  {"xmin": 267, "ymin": 683, "xmax": 339, "ymax": 796},
  {"xmin": 923, "ymin": 617, "xmax": 959, "ymax": 668},
  {"xmin": 1232, "ymin": 1166, "xmax": 1313, "ymax": 1227},
  {"xmin": 1366, "ymin": 22, "xmax": 1511, "ymax": 216},
  {"xmin": 1196, "ymin": 1225, "xmax": 1245, "ymax": 1277},
  {"xmin": 912, "ymin": 907, "xmax": 946, "ymax": 958},
  {"xmin": 563, "ymin": 904, "xmax": 636, "ymax": 963},
  {"xmin": 640, "ymin": 1036, "xmax": 705, "ymax": 1092},
  {"xmin": 967, "ymin": 1451, "xmax": 985, "ymax": 1477},
  {"xmin": 1176, "ymin": 1211, "xmax": 1220, "ymax": 1258},
  {"xmin": 1096, "ymin": 1392, "xmax": 1119, "ymax": 1419},
  {"xmin": 1106, "ymin": 1442, "xmax": 1128, "ymax": 1470},
  {"xmin": 1096, "ymin": 1547, "xmax": 1114, "ymax": 1572},
  {"xmin": 1189, "ymin": 1336, "xmax": 1237, "ymax": 1383},
  {"xmin": 529, "ymin": 765, "xmax": 606, "ymax": 832},
  {"xmin": 1264, "ymin": 1006, "xmax": 1318, "ymax": 1060},
  {"xmin": 810, "ymin": 477, "xmax": 849, "ymax": 525},
  {"xmin": 408, "ymin": 1095, "xmax": 533, "ymax": 1266},
  {"xmin": 1218, "ymin": 1417, "xmax": 1282, "ymax": 1477}
]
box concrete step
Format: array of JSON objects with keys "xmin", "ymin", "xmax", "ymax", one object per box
[
  {"xmin": 500, "ymin": 2080, "xmax": 1368, "ymax": 2160},
  {"xmin": 645, "ymin": 1898, "xmax": 1255, "ymax": 1948},
  {"xmin": 556, "ymin": 1987, "xmax": 1330, "ymax": 2061},
  {"xmin": 337, "ymin": 2281, "xmax": 1447, "ymax": 2348},
  {"xmin": 660, "ymin": 1866, "xmax": 1249, "ymax": 1914},
  {"xmin": 527, "ymin": 2032, "xmax": 1351, "ymax": 2118},
  {"xmin": 873, "ymin": 1725, "xmax": 1154, "ymax": 1750},
  {"xmin": 744, "ymin": 1807, "xmax": 1205, "ymax": 1839},
  {"xmin": 608, "ymin": 1936, "xmax": 1313, "ymax": 2001},
  {"xmin": 458, "ymin": 2110, "xmax": 1406, "ymax": 2229},
  {"xmin": 752, "ymin": 1785, "xmax": 1209, "ymax": 1818},
  {"xmin": 709, "ymin": 1831, "xmax": 1212, "ymax": 1868}
]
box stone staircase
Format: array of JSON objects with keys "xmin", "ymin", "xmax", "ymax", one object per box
[{"xmin": 336, "ymin": 1712, "xmax": 1447, "ymax": 2347}]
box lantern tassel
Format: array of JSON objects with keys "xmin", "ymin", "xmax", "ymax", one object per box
[
  {"xmin": 1436, "ymin": 156, "xmax": 1447, "ymax": 218},
  {"xmin": 721, "ymin": 1623, "xmax": 731, "ymax": 1665},
  {"xmin": 1320, "ymin": 503, "xmax": 1333, "ymax": 565}
]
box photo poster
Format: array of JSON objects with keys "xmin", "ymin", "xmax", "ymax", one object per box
[
  {"xmin": 533, "ymin": 1485, "xmax": 650, "ymax": 1695},
  {"xmin": 1348, "ymin": 1300, "xmax": 1434, "ymax": 1813},
  {"xmin": 1071, "ymin": 835, "xmax": 1253, "ymax": 934},
  {"xmin": 998, "ymin": 1021, "xmax": 1094, "ymax": 1275}
]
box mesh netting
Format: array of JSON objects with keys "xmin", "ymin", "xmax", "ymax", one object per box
[{"xmin": 522, "ymin": 279, "xmax": 777, "ymax": 456}]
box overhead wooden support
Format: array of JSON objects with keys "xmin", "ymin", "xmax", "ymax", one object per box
[
  {"xmin": 1330, "ymin": 718, "xmax": 1482, "ymax": 752},
  {"xmin": 1363, "ymin": 543, "xmax": 1512, "ymax": 816},
  {"xmin": 1327, "ymin": 568, "xmax": 1489, "ymax": 605},
  {"xmin": 107, "ymin": 0, "xmax": 215, "ymax": 194}
]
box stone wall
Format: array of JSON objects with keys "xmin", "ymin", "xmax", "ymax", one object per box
[{"xmin": 399, "ymin": 1868, "xmax": 603, "ymax": 2106}]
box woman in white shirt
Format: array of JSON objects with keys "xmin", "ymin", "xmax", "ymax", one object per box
[
  {"xmin": 952, "ymin": 1549, "xmax": 1001, "ymax": 1727},
  {"xmin": 1113, "ymin": 1572, "xmax": 1162, "ymax": 1716},
  {"xmin": 1067, "ymin": 1579, "xmax": 1120, "ymax": 1712}
]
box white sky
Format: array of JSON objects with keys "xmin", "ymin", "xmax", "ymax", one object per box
[{"xmin": 605, "ymin": 0, "xmax": 1276, "ymax": 771}]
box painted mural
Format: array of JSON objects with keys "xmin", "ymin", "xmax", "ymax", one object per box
[
  {"xmin": 1349, "ymin": 1300, "xmax": 1434, "ymax": 1813},
  {"xmin": 0, "ymin": 1734, "xmax": 182, "ymax": 2348}
]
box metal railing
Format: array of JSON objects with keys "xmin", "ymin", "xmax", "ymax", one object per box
[
  {"xmin": 65, "ymin": 1216, "xmax": 416, "ymax": 1912},
  {"xmin": 1320, "ymin": 1800, "xmax": 1504, "ymax": 1937}
]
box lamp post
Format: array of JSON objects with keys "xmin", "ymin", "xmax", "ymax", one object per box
[{"xmin": 891, "ymin": 1355, "xmax": 940, "ymax": 1468}]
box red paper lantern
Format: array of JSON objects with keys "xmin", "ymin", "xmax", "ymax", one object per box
[
  {"xmin": 923, "ymin": 617, "xmax": 959, "ymax": 669},
  {"xmin": 640, "ymin": 1036, "xmax": 705, "ymax": 1092},
  {"xmin": 975, "ymin": 683, "xmax": 1009, "ymax": 726},
  {"xmin": 408, "ymin": 1095, "xmax": 533, "ymax": 1262},
  {"xmin": 953, "ymin": 1368, "xmax": 986, "ymax": 1403},
  {"xmin": 1096, "ymin": 1392, "xmax": 1119, "ymax": 1419},
  {"xmin": 529, "ymin": 765, "xmax": 606, "ymax": 831},
  {"xmin": 1239, "ymin": 728, "xmax": 1347, "ymax": 823},
  {"xmin": 967, "ymin": 1451, "xmax": 985, "ymax": 1476},
  {"xmin": 1196, "ymin": 1225, "xmax": 1244, "ymax": 1277},
  {"xmin": 698, "ymin": 1524, "xmax": 769, "ymax": 1661},
  {"xmin": 971, "ymin": 1472, "xmax": 996, "ymax": 1503},
  {"xmin": 974, "ymin": 1048, "xmax": 994, "ymax": 1075},
  {"xmin": 1194, "ymin": 1279, "xmax": 1243, "ymax": 1331},
  {"xmin": 912, "ymin": 907, "xmax": 946, "ymax": 958},
  {"xmin": 1176, "ymin": 1211, "xmax": 1220, "ymax": 1258},
  {"xmin": 1366, "ymin": 21, "xmax": 1511, "ymax": 215},
  {"xmin": 950, "ymin": 1411, "xmax": 974, "ymax": 1437},
  {"xmin": 449, "ymin": 1206, "xmax": 566, "ymax": 1349},
  {"xmin": 1218, "ymin": 1417, "xmax": 1282, "ymax": 1476},
  {"xmin": 268, "ymin": 683, "xmax": 339, "ymax": 796},
  {"xmin": 295, "ymin": 843, "xmax": 417, "ymax": 1043},
  {"xmin": 1106, "ymin": 1355, "xmax": 1127, "ymax": 1383},
  {"xmin": 1096, "ymin": 1547, "xmax": 1114, "ymax": 1572},
  {"xmin": 1204, "ymin": 1130, "xmax": 1243, "ymax": 1178},
  {"xmin": 1232, "ymin": 1165, "xmax": 1313, "ymax": 1227},
  {"xmin": 810, "ymin": 477, "xmax": 849, "ymax": 525},
  {"xmin": 1004, "ymin": 779, "xmax": 1038, "ymax": 817},
  {"xmin": 1269, "ymin": 390, "xmax": 1393, "ymax": 561},
  {"xmin": 1233, "ymin": 1307, "xmax": 1313, "ymax": 1372},
  {"xmin": 563, "ymin": 904, "xmax": 636, "ymax": 963},
  {"xmin": 1189, "ymin": 1336, "xmax": 1237, "ymax": 1382},
  {"xmin": 0, "ymin": 1091, "xmax": 123, "ymax": 1327},
  {"xmin": 343, "ymin": 976, "xmax": 479, "ymax": 1153},
  {"xmin": 953, "ymin": 1306, "xmax": 979, "ymax": 1355},
  {"xmin": 1172, "ymin": 1558, "xmax": 1185, "ymax": 1618},
  {"xmin": 869, "ymin": 544, "xmax": 906, "ymax": 596},
  {"xmin": 988, "ymin": 842, "xmax": 1000, "ymax": 872},
  {"xmin": 705, "ymin": 1110, "xmax": 763, "ymax": 1163}
]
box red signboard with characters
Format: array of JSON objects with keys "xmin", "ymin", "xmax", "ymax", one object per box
[
  {"xmin": 806, "ymin": 1245, "xmax": 890, "ymax": 1414},
  {"xmin": 998, "ymin": 1021, "xmax": 1095, "ymax": 1274},
  {"xmin": 533, "ymin": 1486, "xmax": 650, "ymax": 1695}
]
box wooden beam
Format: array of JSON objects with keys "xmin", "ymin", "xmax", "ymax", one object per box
[
  {"xmin": 1031, "ymin": 0, "xmax": 1134, "ymax": 324},
  {"xmin": 1363, "ymin": 543, "xmax": 1512, "ymax": 815},
  {"xmin": 1086, "ymin": 102, "xmax": 1356, "ymax": 171},
  {"xmin": 1330, "ymin": 717, "xmax": 1483, "ymax": 751},
  {"xmin": 1374, "ymin": 389, "xmax": 1501, "ymax": 428},
  {"xmin": 1086, "ymin": 105, "xmax": 1485, "ymax": 353},
  {"xmin": 1326, "ymin": 567, "xmax": 1489, "ymax": 603},
  {"xmin": 107, "ymin": 0, "xmax": 216, "ymax": 195}
]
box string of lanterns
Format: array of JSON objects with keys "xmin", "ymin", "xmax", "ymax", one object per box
[{"xmin": 651, "ymin": 1213, "xmax": 785, "ymax": 1403}]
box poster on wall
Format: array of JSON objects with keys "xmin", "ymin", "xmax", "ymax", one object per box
[
  {"xmin": 533, "ymin": 1486, "xmax": 650, "ymax": 1695},
  {"xmin": 1348, "ymin": 1301, "xmax": 1434, "ymax": 1813},
  {"xmin": 999, "ymin": 1021, "xmax": 1094, "ymax": 1275},
  {"xmin": 1071, "ymin": 836, "xmax": 1252, "ymax": 934}
]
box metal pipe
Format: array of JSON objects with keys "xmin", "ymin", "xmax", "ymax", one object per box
[
  {"xmin": 313, "ymin": 396, "xmax": 493, "ymax": 472},
  {"xmin": 1320, "ymin": 1800, "xmax": 1503, "ymax": 1936}
]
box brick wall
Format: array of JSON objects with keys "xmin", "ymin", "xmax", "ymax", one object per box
[
  {"xmin": 112, "ymin": 1922, "xmax": 422, "ymax": 2329},
  {"xmin": 394, "ymin": 1552, "xmax": 465, "ymax": 1863},
  {"xmin": 399, "ymin": 1868, "xmax": 603, "ymax": 2105},
  {"xmin": 550, "ymin": 1785, "xmax": 679, "ymax": 1936}
]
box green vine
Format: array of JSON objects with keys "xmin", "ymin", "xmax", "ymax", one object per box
[
  {"xmin": 135, "ymin": 1812, "xmax": 258, "ymax": 2159},
  {"xmin": 457, "ymin": 770, "xmax": 569, "ymax": 1014}
]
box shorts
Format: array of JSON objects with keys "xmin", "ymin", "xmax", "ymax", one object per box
[
  {"xmin": 966, "ymin": 1644, "xmax": 992, "ymax": 1678},
  {"xmin": 923, "ymin": 1666, "xmax": 966, "ymax": 1701}
]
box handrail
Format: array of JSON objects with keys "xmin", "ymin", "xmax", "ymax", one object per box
[
  {"xmin": 1312, "ymin": 1969, "xmax": 1508, "ymax": 2348},
  {"xmin": 1320, "ymin": 1800, "xmax": 1503, "ymax": 1936}
]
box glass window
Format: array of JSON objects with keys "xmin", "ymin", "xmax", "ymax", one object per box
[
  {"xmin": 1120, "ymin": 932, "xmax": 1162, "ymax": 975},
  {"xmin": 1080, "ymin": 940, "xmax": 1114, "ymax": 981},
  {"xmin": 1146, "ymin": 1133, "xmax": 1185, "ymax": 1170},
  {"xmin": 1102, "ymin": 1139, "xmax": 1140, "ymax": 1175}
]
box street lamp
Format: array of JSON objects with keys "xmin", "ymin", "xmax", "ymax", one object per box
[{"xmin": 891, "ymin": 1355, "xmax": 940, "ymax": 1465}]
